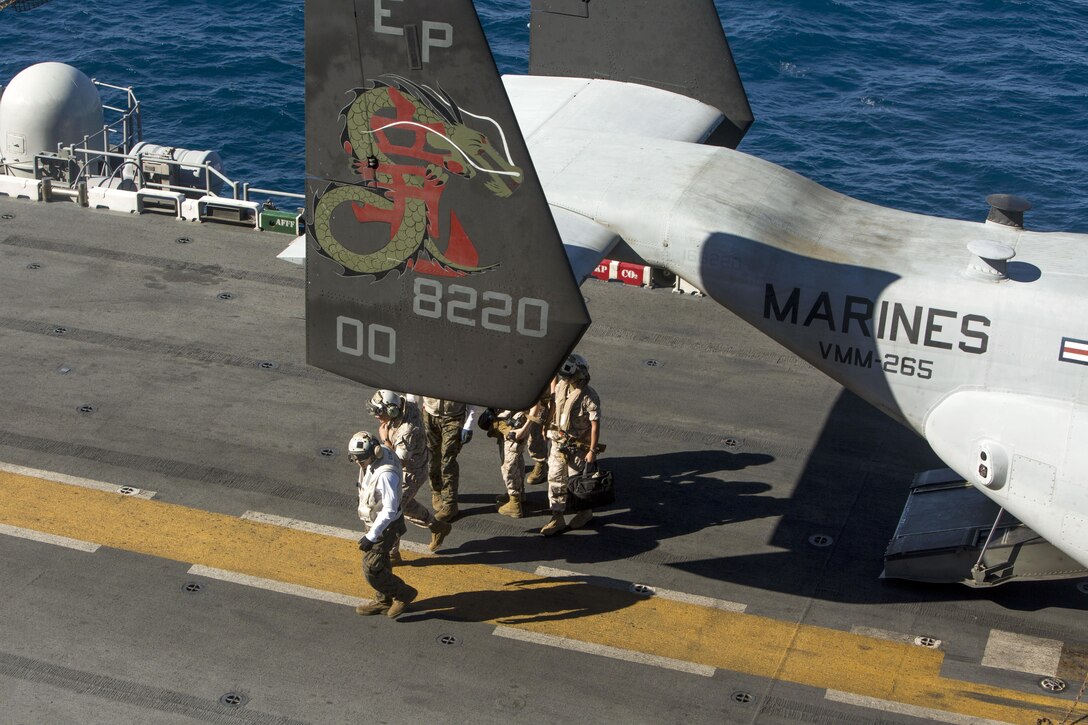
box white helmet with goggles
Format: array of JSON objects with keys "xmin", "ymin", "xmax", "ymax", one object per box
[
  {"xmin": 558, "ymin": 353, "xmax": 589, "ymax": 380},
  {"xmin": 347, "ymin": 430, "xmax": 381, "ymax": 464},
  {"xmin": 368, "ymin": 389, "xmax": 404, "ymax": 419}
]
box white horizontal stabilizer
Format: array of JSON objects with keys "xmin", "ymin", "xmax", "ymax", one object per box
[
  {"xmin": 502, "ymin": 75, "xmax": 724, "ymax": 143},
  {"xmin": 277, "ymin": 234, "xmax": 306, "ymax": 266}
]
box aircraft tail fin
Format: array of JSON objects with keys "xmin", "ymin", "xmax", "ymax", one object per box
[
  {"xmin": 528, "ymin": 0, "xmax": 754, "ymax": 149},
  {"xmin": 304, "ymin": 0, "xmax": 590, "ymax": 410}
]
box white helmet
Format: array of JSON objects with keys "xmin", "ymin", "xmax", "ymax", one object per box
[
  {"xmin": 558, "ymin": 353, "xmax": 589, "ymax": 380},
  {"xmin": 347, "ymin": 430, "xmax": 381, "ymax": 464},
  {"xmin": 368, "ymin": 389, "xmax": 404, "ymax": 419}
]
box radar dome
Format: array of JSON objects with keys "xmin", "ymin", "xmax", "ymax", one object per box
[{"xmin": 0, "ymin": 62, "xmax": 104, "ymax": 178}]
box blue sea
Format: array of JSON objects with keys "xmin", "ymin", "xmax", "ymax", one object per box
[{"xmin": 0, "ymin": 0, "xmax": 1084, "ymax": 232}]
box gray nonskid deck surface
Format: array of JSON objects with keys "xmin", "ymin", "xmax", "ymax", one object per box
[{"xmin": 0, "ymin": 196, "xmax": 1085, "ymax": 724}]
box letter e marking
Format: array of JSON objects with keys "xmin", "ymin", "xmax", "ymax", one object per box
[
  {"xmin": 373, "ymin": 0, "xmax": 453, "ymax": 62},
  {"xmin": 374, "ymin": 0, "xmax": 403, "ymax": 36}
]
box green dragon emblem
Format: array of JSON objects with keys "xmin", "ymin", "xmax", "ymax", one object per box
[{"xmin": 313, "ymin": 76, "xmax": 523, "ymax": 278}]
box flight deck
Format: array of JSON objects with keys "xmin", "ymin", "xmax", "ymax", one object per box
[{"xmin": 0, "ymin": 196, "xmax": 1086, "ymax": 724}]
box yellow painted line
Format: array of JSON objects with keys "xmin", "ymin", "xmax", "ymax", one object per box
[{"xmin": 0, "ymin": 470, "xmax": 1072, "ymax": 725}]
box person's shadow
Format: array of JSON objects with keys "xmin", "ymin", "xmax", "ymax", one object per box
[
  {"xmin": 419, "ymin": 448, "xmax": 781, "ymax": 571},
  {"xmin": 400, "ymin": 572, "xmax": 649, "ymax": 625}
]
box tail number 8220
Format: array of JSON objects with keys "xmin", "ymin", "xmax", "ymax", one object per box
[{"xmin": 412, "ymin": 278, "xmax": 549, "ymax": 338}]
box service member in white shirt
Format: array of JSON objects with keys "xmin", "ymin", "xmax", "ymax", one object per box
[{"xmin": 349, "ymin": 431, "xmax": 418, "ymax": 618}]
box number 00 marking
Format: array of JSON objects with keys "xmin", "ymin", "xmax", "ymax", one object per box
[{"xmin": 336, "ymin": 316, "xmax": 396, "ymax": 364}]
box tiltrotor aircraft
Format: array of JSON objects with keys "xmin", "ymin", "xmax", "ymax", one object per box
[{"xmin": 301, "ymin": 0, "xmax": 1088, "ymax": 585}]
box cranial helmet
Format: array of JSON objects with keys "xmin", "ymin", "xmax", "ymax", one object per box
[
  {"xmin": 558, "ymin": 353, "xmax": 589, "ymax": 381},
  {"xmin": 368, "ymin": 389, "xmax": 404, "ymax": 419},
  {"xmin": 347, "ymin": 430, "xmax": 381, "ymax": 464}
]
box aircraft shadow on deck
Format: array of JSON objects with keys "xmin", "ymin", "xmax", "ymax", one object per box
[
  {"xmin": 444, "ymin": 389, "xmax": 1085, "ymax": 612},
  {"xmin": 669, "ymin": 389, "xmax": 1088, "ymax": 611}
]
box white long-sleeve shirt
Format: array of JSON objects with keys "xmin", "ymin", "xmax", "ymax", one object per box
[{"xmin": 357, "ymin": 447, "xmax": 403, "ymax": 542}]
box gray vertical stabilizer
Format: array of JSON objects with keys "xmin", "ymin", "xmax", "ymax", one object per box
[
  {"xmin": 305, "ymin": 0, "xmax": 590, "ymax": 409},
  {"xmin": 529, "ymin": 0, "xmax": 754, "ymax": 148}
]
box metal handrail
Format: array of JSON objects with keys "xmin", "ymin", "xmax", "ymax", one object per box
[
  {"xmin": 7, "ymin": 77, "xmax": 299, "ymax": 207},
  {"xmin": 245, "ymin": 187, "xmax": 305, "ymax": 201}
]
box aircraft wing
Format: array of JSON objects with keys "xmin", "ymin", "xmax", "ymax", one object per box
[{"xmin": 304, "ymin": 0, "xmax": 590, "ymax": 410}]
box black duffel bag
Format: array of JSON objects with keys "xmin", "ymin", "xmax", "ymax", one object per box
[{"xmin": 565, "ymin": 466, "xmax": 615, "ymax": 511}]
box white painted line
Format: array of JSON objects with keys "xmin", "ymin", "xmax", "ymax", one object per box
[
  {"xmin": 534, "ymin": 565, "xmax": 747, "ymax": 613},
  {"xmin": 0, "ymin": 523, "xmax": 100, "ymax": 552},
  {"xmin": 825, "ymin": 690, "xmax": 1010, "ymax": 725},
  {"xmin": 981, "ymin": 629, "xmax": 1062, "ymax": 677},
  {"xmin": 851, "ymin": 626, "xmax": 942, "ymax": 649},
  {"xmin": 241, "ymin": 511, "xmax": 358, "ymax": 539},
  {"xmin": 851, "ymin": 626, "xmax": 917, "ymax": 644},
  {"xmin": 0, "ymin": 461, "xmax": 156, "ymax": 499},
  {"xmin": 493, "ymin": 626, "xmax": 716, "ymax": 677},
  {"xmin": 241, "ymin": 511, "xmax": 429, "ymax": 554},
  {"xmin": 187, "ymin": 565, "xmax": 367, "ymax": 607}
]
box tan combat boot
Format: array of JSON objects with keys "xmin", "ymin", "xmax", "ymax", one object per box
[
  {"xmin": 569, "ymin": 509, "xmax": 593, "ymax": 529},
  {"xmin": 387, "ymin": 585, "xmax": 418, "ymax": 618},
  {"xmin": 540, "ymin": 513, "xmax": 567, "ymax": 536},
  {"xmin": 498, "ymin": 493, "xmax": 524, "ymax": 518},
  {"xmin": 429, "ymin": 520, "xmax": 452, "ymax": 552},
  {"xmin": 525, "ymin": 460, "xmax": 547, "ymax": 486},
  {"xmin": 355, "ymin": 600, "xmax": 391, "ymax": 616},
  {"xmin": 434, "ymin": 501, "xmax": 459, "ymax": 523}
]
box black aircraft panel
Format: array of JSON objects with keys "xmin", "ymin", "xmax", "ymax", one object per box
[{"xmin": 305, "ymin": 0, "xmax": 590, "ymax": 409}]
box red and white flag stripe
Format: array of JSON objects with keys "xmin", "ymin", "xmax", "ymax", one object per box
[{"xmin": 1060, "ymin": 337, "xmax": 1088, "ymax": 365}]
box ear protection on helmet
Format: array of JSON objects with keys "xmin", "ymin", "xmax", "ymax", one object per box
[
  {"xmin": 368, "ymin": 389, "xmax": 404, "ymax": 419},
  {"xmin": 347, "ymin": 431, "xmax": 381, "ymax": 463}
]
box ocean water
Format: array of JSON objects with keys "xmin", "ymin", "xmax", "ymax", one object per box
[{"xmin": 0, "ymin": 0, "xmax": 1084, "ymax": 232}]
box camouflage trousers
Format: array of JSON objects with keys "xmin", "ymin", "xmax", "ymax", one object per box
[
  {"xmin": 498, "ymin": 435, "xmax": 526, "ymax": 497},
  {"xmin": 527, "ymin": 421, "xmax": 547, "ymax": 464},
  {"xmin": 392, "ymin": 465, "xmax": 434, "ymax": 555},
  {"xmin": 546, "ymin": 439, "xmax": 584, "ymax": 512},
  {"xmin": 361, "ymin": 515, "xmax": 409, "ymax": 604},
  {"xmin": 425, "ymin": 412, "xmax": 463, "ymax": 507},
  {"xmin": 401, "ymin": 465, "xmax": 435, "ymax": 528}
]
